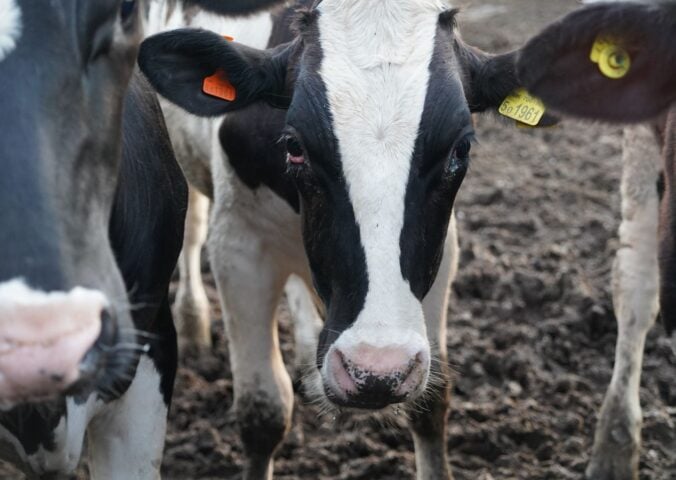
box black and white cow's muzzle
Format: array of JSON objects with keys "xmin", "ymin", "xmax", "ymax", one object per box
[
  {"xmin": 314, "ymin": 303, "xmax": 432, "ymax": 410},
  {"xmin": 321, "ymin": 343, "xmax": 430, "ymax": 410},
  {"xmin": 0, "ymin": 280, "xmax": 134, "ymax": 408}
]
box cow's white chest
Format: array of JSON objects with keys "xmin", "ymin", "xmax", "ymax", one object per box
[{"xmin": 0, "ymin": 0, "xmax": 21, "ymax": 62}]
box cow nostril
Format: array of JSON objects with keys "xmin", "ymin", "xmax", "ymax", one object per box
[
  {"xmin": 78, "ymin": 308, "xmax": 118, "ymax": 377},
  {"xmin": 98, "ymin": 308, "xmax": 118, "ymax": 348}
]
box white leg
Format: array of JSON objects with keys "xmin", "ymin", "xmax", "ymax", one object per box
[
  {"xmin": 587, "ymin": 125, "xmax": 660, "ymax": 480},
  {"xmin": 174, "ymin": 186, "xmax": 211, "ymax": 350},
  {"xmin": 208, "ymin": 214, "xmax": 293, "ymax": 480},
  {"xmin": 87, "ymin": 356, "xmax": 168, "ymax": 480},
  {"xmin": 284, "ymin": 274, "xmax": 323, "ymax": 377},
  {"xmin": 409, "ymin": 214, "xmax": 458, "ymax": 480}
]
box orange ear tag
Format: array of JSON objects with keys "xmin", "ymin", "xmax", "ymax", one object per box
[{"xmin": 202, "ymin": 36, "xmax": 237, "ymax": 102}]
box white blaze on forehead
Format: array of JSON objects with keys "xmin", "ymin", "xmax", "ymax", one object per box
[
  {"xmin": 0, "ymin": 0, "xmax": 21, "ymax": 62},
  {"xmin": 318, "ymin": 0, "xmax": 448, "ymax": 341}
]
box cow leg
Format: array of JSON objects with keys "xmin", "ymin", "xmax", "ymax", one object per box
[
  {"xmin": 408, "ymin": 215, "xmax": 458, "ymax": 480},
  {"xmin": 209, "ymin": 217, "xmax": 293, "ymax": 480},
  {"xmin": 658, "ymin": 113, "xmax": 676, "ymax": 341},
  {"xmin": 284, "ymin": 274, "xmax": 322, "ymax": 380},
  {"xmin": 587, "ymin": 125, "xmax": 660, "ymax": 480},
  {"xmin": 174, "ymin": 186, "xmax": 211, "ymax": 350},
  {"xmin": 87, "ymin": 355, "xmax": 170, "ymax": 480}
]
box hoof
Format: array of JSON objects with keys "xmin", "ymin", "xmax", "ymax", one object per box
[
  {"xmin": 585, "ymin": 455, "xmax": 637, "ymax": 480},
  {"xmin": 586, "ymin": 422, "xmax": 639, "ymax": 480}
]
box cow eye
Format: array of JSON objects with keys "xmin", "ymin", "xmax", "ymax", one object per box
[
  {"xmin": 120, "ymin": 0, "xmax": 136, "ymax": 23},
  {"xmin": 453, "ymin": 138, "xmax": 471, "ymax": 160},
  {"xmin": 286, "ymin": 137, "xmax": 305, "ymax": 165}
]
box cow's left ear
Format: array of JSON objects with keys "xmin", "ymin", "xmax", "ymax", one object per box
[
  {"xmin": 138, "ymin": 28, "xmax": 292, "ymax": 117},
  {"xmin": 516, "ymin": 1, "xmax": 676, "ymax": 123}
]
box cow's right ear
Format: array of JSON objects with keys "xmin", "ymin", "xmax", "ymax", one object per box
[{"xmin": 138, "ymin": 29, "xmax": 292, "ymax": 117}]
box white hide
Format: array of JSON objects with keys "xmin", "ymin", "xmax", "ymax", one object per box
[
  {"xmin": 87, "ymin": 356, "xmax": 168, "ymax": 480},
  {"xmin": 0, "ymin": 0, "xmax": 21, "ymax": 62}
]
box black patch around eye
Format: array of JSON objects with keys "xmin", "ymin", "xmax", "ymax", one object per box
[{"xmin": 120, "ymin": 0, "xmax": 136, "ymax": 22}]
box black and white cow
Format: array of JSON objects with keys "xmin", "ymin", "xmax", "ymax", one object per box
[
  {"xmin": 0, "ymin": 0, "xmax": 283, "ymax": 477},
  {"xmin": 516, "ymin": 2, "xmax": 676, "ymax": 479},
  {"xmin": 138, "ymin": 1, "xmax": 555, "ymax": 477},
  {"xmin": 141, "ymin": 0, "xmax": 298, "ymax": 353}
]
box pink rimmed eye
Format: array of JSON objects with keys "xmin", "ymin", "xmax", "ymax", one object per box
[{"xmin": 286, "ymin": 137, "xmax": 305, "ymax": 165}]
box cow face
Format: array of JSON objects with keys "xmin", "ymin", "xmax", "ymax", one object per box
[
  {"xmin": 0, "ymin": 0, "xmax": 144, "ymax": 406},
  {"xmin": 140, "ymin": 0, "xmax": 521, "ymax": 409}
]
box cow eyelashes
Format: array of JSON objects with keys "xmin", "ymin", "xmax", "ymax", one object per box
[{"xmin": 446, "ymin": 135, "xmax": 473, "ymax": 179}]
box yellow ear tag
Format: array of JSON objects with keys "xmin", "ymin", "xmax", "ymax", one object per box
[
  {"xmin": 590, "ymin": 35, "xmax": 616, "ymax": 63},
  {"xmin": 598, "ymin": 45, "xmax": 631, "ymax": 79},
  {"xmin": 498, "ymin": 88, "xmax": 546, "ymax": 127},
  {"xmin": 590, "ymin": 36, "xmax": 631, "ymax": 79}
]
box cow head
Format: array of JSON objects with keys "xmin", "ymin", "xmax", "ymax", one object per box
[
  {"xmin": 0, "ymin": 0, "xmax": 285, "ymax": 408},
  {"xmin": 0, "ymin": 0, "xmax": 145, "ymax": 408},
  {"xmin": 140, "ymin": 0, "xmax": 524, "ymax": 409}
]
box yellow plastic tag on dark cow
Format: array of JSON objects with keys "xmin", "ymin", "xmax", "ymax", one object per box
[
  {"xmin": 499, "ymin": 88, "xmax": 546, "ymax": 127},
  {"xmin": 590, "ymin": 35, "xmax": 631, "ymax": 80}
]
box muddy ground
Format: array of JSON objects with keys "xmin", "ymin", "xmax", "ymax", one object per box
[{"xmin": 1, "ymin": 0, "xmax": 674, "ymax": 479}]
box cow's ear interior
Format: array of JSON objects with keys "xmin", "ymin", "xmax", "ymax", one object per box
[
  {"xmin": 516, "ymin": 2, "xmax": 676, "ymax": 123},
  {"xmin": 138, "ymin": 29, "xmax": 291, "ymax": 117}
]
